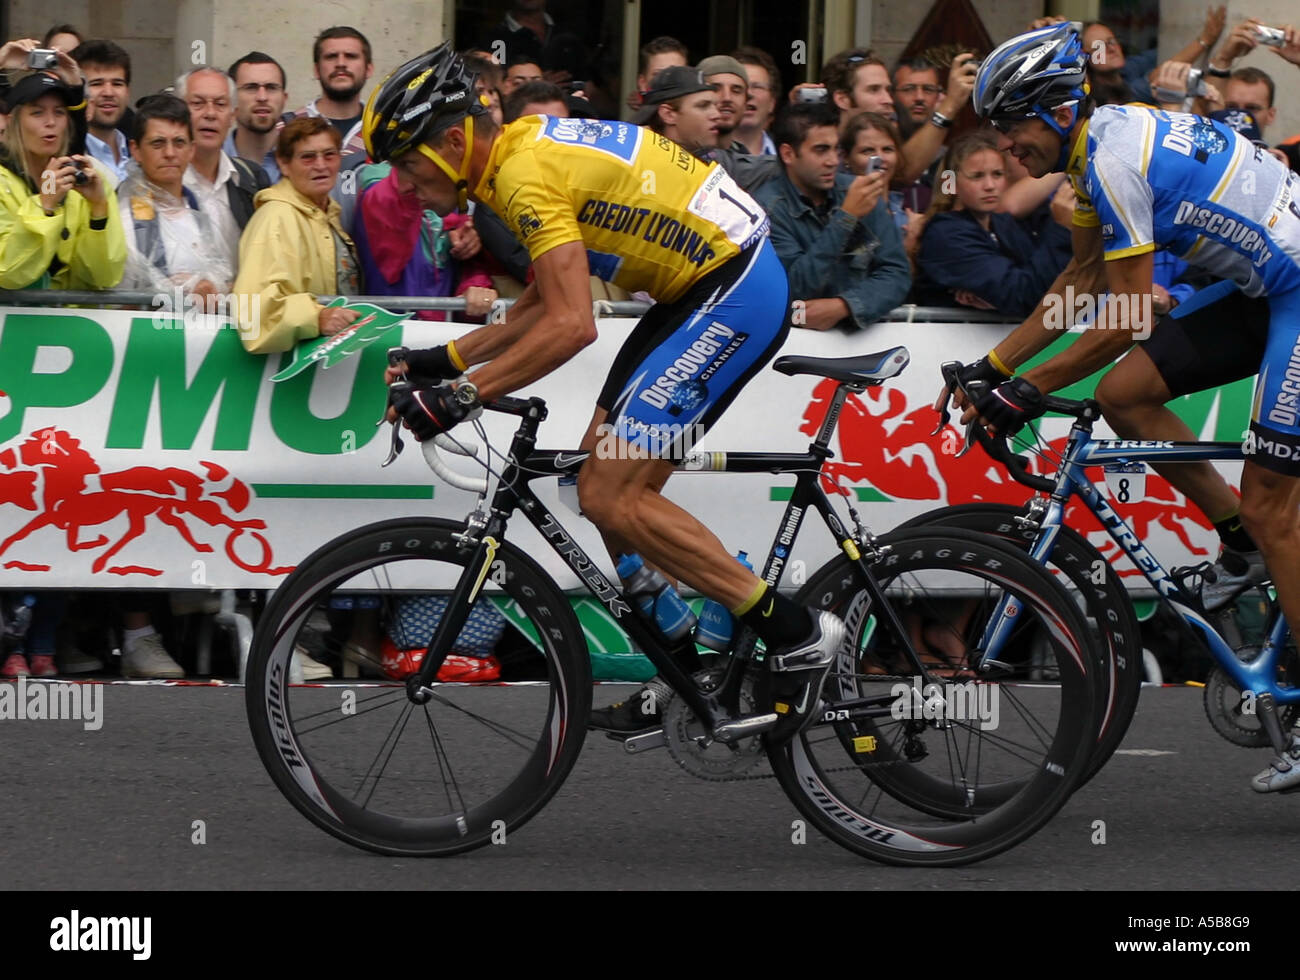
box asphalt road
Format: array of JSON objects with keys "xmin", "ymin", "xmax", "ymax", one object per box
[{"xmin": 0, "ymin": 682, "xmax": 1295, "ymax": 890}]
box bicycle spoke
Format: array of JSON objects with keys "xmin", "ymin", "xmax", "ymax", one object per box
[
  {"xmin": 424, "ymin": 705, "xmax": 467, "ymax": 816},
  {"xmin": 940, "ymin": 716, "xmax": 1053, "ymax": 768},
  {"xmin": 247, "ymin": 520, "xmax": 590, "ymax": 856},
  {"xmin": 855, "ymin": 723, "xmax": 914, "ymax": 813},
  {"xmin": 421, "ymin": 688, "xmax": 542, "ymax": 753},
  {"xmin": 295, "ymin": 688, "xmax": 408, "ymax": 735},
  {"xmin": 355, "ymin": 701, "xmax": 416, "ymax": 807},
  {"xmin": 997, "ymin": 686, "xmax": 1057, "ymax": 750}
]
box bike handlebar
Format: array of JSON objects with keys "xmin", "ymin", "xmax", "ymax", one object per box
[
  {"xmin": 936, "ymin": 360, "xmax": 1078, "ymax": 495},
  {"xmin": 421, "ymin": 435, "xmax": 490, "ymax": 494}
]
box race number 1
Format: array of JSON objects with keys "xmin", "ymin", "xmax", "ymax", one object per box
[{"xmin": 1103, "ymin": 462, "xmax": 1146, "ymax": 504}]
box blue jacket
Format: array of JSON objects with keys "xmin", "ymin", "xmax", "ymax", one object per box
[
  {"xmin": 753, "ymin": 170, "xmax": 911, "ymax": 329},
  {"xmin": 915, "ymin": 207, "xmax": 1072, "ymax": 317}
]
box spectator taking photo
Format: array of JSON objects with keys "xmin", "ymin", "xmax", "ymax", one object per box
[{"xmin": 0, "ymin": 66, "xmax": 124, "ymax": 291}]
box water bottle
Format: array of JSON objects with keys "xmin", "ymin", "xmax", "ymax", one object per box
[
  {"xmin": 694, "ymin": 551, "xmax": 754, "ymax": 653},
  {"xmin": 2, "ymin": 594, "xmax": 36, "ymax": 653},
  {"xmin": 617, "ymin": 553, "xmax": 697, "ymax": 643}
]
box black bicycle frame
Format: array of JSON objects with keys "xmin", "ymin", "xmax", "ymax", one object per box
[{"xmin": 411, "ymin": 384, "xmax": 928, "ymax": 730}]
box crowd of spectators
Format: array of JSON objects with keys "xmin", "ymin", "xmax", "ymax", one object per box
[{"xmin": 2, "ymin": 4, "xmax": 1300, "ymax": 678}]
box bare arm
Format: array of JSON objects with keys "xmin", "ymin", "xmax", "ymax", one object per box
[
  {"xmin": 451, "ymin": 278, "xmax": 547, "ymax": 366},
  {"xmin": 1000, "ymin": 172, "xmax": 1067, "ymax": 220},
  {"xmin": 898, "ymin": 53, "xmax": 976, "ymax": 185},
  {"xmin": 1019, "ymin": 250, "xmax": 1154, "ymax": 394},
  {"xmin": 1166, "ymin": 4, "xmax": 1226, "ymax": 65},
  {"xmin": 459, "ymin": 241, "xmax": 598, "ymax": 401}
]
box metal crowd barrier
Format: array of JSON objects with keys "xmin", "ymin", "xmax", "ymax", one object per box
[{"xmin": 0, "ymin": 289, "xmax": 1022, "ymax": 325}]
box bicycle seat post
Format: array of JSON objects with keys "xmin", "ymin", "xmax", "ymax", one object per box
[{"xmin": 810, "ymin": 382, "xmax": 864, "ymax": 453}]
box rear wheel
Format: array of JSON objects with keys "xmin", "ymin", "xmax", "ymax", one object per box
[
  {"xmin": 246, "ymin": 518, "xmax": 591, "ymax": 856},
  {"xmin": 767, "ymin": 527, "xmax": 1099, "ymax": 867},
  {"xmin": 902, "ymin": 502, "xmax": 1143, "ymax": 784}
]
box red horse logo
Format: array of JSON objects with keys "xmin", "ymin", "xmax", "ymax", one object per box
[
  {"xmin": 800, "ymin": 379, "xmax": 1215, "ymax": 576},
  {"xmin": 0, "ymin": 427, "xmax": 292, "ymax": 577}
]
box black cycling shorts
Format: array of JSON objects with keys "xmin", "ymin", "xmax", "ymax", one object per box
[
  {"xmin": 1139, "ymin": 280, "xmax": 1269, "ymax": 398},
  {"xmin": 595, "ymin": 238, "xmax": 790, "ymax": 460},
  {"xmin": 1140, "ymin": 279, "xmax": 1300, "ymax": 475}
]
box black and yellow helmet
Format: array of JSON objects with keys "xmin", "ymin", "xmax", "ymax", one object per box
[{"xmin": 362, "ymin": 41, "xmax": 487, "ymax": 162}]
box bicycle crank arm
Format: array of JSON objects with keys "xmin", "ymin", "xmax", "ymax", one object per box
[
  {"xmin": 712, "ymin": 712, "xmax": 779, "ymax": 742},
  {"xmin": 1255, "ymin": 693, "xmax": 1292, "ymax": 754},
  {"xmin": 619, "ymin": 729, "xmax": 666, "ymax": 753}
]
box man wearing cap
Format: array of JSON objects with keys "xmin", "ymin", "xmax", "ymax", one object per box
[
  {"xmin": 633, "ymin": 65, "xmax": 720, "ymax": 156},
  {"xmin": 1209, "ymin": 106, "xmax": 1290, "ymax": 168},
  {"xmin": 698, "ymin": 55, "xmax": 749, "ymax": 152}
]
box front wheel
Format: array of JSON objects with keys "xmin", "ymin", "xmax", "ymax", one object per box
[
  {"xmin": 245, "ymin": 518, "xmax": 592, "ymax": 856},
  {"xmin": 767, "ymin": 527, "xmax": 1099, "ymax": 867}
]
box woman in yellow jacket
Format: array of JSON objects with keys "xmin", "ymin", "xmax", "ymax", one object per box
[
  {"xmin": 0, "ymin": 68, "xmax": 125, "ymax": 290},
  {"xmin": 234, "ymin": 116, "xmax": 362, "ymax": 354}
]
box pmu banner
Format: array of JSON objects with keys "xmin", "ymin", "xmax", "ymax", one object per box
[{"xmin": 0, "ymin": 307, "xmax": 1250, "ymax": 593}]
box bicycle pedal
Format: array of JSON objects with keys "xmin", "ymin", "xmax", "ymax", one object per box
[
  {"xmin": 617, "ymin": 728, "xmax": 666, "ymax": 753},
  {"xmin": 712, "ymin": 712, "xmax": 779, "ymax": 742}
]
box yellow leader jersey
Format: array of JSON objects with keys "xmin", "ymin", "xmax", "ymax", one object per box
[{"xmin": 473, "ymin": 115, "xmax": 770, "ymax": 303}]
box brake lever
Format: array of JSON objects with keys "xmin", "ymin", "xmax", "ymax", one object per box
[
  {"xmin": 381, "ymin": 359, "xmax": 412, "ymax": 467},
  {"xmin": 952, "ymin": 378, "xmax": 993, "ymax": 457},
  {"xmin": 381, "ymin": 417, "xmax": 404, "ymax": 467},
  {"xmin": 956, "ymin": 418, "xmax": 979, "ymax": 458},
  {"xmin": 932, "ymin": 373, "xmax": 958, "ymax": 435}
]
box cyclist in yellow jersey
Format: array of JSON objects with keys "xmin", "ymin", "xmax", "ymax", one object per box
[{"xmin": 363, "ymin": 44, "xmax": 845, "ymax": 738}]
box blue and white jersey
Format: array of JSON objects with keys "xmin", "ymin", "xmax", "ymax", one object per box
[{"xmin": 1067, "ymin": 103, "xmax": 1300, "ymax": 296}]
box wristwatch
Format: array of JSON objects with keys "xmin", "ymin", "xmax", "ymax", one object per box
[
  {"xmin": 1205, "ymin": 64, "xmax": 1232, "ymax": 78},
  {"xmin": 453, "ymin": 380, "xmax": 480, "ymax": 409}
]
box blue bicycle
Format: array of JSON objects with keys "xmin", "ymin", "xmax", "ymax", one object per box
[{"xmin": 912, "ymin": 362, "xmax": 1298, "ymax": 785}]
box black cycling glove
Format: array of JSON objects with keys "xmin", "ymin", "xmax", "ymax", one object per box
[
  {"xmin": 956, "ymin": 354, "xmax": 1012, "ymax": 393},
  {"xmin": 973, "ymin": 377, "xmax": 1045, "ymax": 437},
  {"xmin": 389, "ymin": 382, "xmax": 471, "ymax": 441}
]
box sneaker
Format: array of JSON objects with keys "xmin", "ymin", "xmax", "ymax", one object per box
[
  {"xmin": 121, "ymin": 633, "xmax": 185, "ymax": 679},
  {"xmin": 588, "ymin": 677, "xmax": 672, "ymax": 735},
  {"xmin": 766, "ymin": 609, "xmax": 847, "ymax": 740},
  {"xmin": 2, "ymin": 654, "xmax": 30, "ymax": 678},
  {"xmin": 1251, "ymin": 738, "xmax": 1300, "ymax": 793},
  {"xmin": 1173, "ymin": 549, "xmax": 1268, "ymax": 611},
  {"xmin": 293, "ymin": 645, "xmax": 333, "ymax": 681},
  {"xmin": 29, "ymin": 655, "xmax": 56, "ymax": 678}
]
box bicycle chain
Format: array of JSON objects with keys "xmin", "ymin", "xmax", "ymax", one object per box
[{"xmin": 662, "ymin": 669, "xmax": 922, "ymax": 783}]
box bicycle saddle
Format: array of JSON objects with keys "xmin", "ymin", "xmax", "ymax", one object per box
[{"xmin": 772, "ymin": 346, "xmax": 910, "ymax": 385}]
